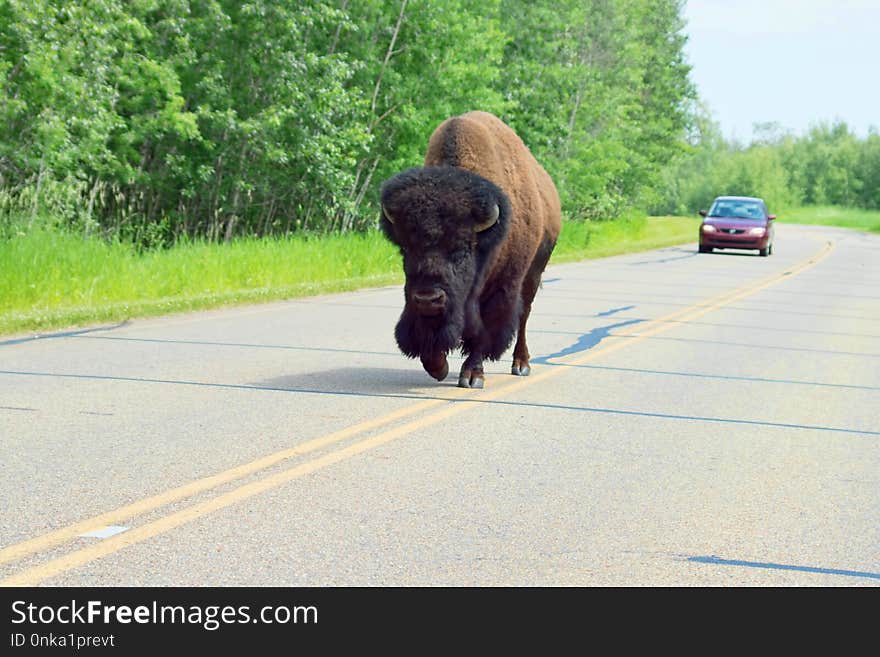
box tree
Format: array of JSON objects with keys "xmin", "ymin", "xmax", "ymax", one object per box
[{"xmin": 1, "ymin": 0, "xmax": 708, "ymax": 242}]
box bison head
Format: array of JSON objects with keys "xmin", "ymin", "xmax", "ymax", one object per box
[{"xmin": 379, "ymin": 166, "xmax": 511, "ymax": 380}]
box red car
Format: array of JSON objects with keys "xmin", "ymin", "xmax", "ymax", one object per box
[{"xmin": 698, "ymin": 195, "xmax": 776, "ymax": 256}]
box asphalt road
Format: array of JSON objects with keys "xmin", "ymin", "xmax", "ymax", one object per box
[{"xmin": 1, "ymin": 223, "xmax": 878, "ymax": 586}]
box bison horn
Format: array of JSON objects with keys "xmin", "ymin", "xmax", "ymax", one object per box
[
  {"xmin": 381, "ymin": 205, "xmax": 395, "ymax": 224},
  {"xmin": 475, "ymin": 204, "xmax": 499, "ymax": 233}
]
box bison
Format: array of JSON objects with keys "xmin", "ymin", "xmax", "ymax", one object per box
[{"xmin": 379, "ymin": 110, "xmax": 561, "ymax": 389}]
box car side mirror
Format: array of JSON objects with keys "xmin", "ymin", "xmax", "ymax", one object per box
[
  {"xmin": 767, "ymin": 214, "xmax": 776, "ymax": 220},
  {"xmin": 698, "ymin": 210, "xmax": 707, "ymax": 217}
]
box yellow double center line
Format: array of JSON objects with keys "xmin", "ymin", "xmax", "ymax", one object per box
[{"xmin": 0, "ymin": 239, "xmax": 835, "ymax": 586}]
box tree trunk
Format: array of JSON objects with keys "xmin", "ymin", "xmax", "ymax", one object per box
[
  {"xmin": 346, "ymin": 156, "xmax": 380, "ymax": 231},
  {"xmin": 30, "ymin": 156, "xmax": 46, "ymax": 224},
  {"xmin": 328, "ymin": 0, "xmax": 350, "ymax": 55},
  {"xmin": 370, "ymin": 0, "xmax": 408, "ymax": 118}
]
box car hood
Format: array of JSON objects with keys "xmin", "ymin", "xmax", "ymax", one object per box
[{"xmin": 703, "ymin": 217, "xmax": 767, "ymax": 229}]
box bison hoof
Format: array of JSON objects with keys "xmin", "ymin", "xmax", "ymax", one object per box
[
  {"xmin": 457, "ymin": 375, "xmax": 484, "ymax": 389},
  {"xmin": 422, "ymin": 355, "xmax": 449, "ymax": 381},
  {"xmin": 457, "ymin": 369, "xmax": 484, "ymax": 389},
  {"xmin": 511, "ymin": 360, "xmax": 531, "ymax": 376}
]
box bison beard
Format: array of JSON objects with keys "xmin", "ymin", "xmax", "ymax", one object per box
[{"xmin": 379, "ymin": 111, "xmax": 561, "ymax": 389}]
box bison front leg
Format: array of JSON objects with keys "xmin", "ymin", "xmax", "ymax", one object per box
[
  {"xmin": 458, "ymin": 352, "xmax": 484, "ymax": 389},
  {"xmin": 421, "ymin": 352, "xmax": 449, "ymax": 381},
  {"xmin": 460, "ymin": 284, "xmax": 522, "ymax": 389},
  {"xmin": 458, "ymin": 294, "xmax": 486, "ymax": 389}
]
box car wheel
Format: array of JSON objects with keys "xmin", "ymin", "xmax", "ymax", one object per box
[
  {"xmin": 699, "ymin": 245, "xmax": 712, "ymax": 253},
  {"xmin": 769, "ymin": 243, "xmax": 773, "ymax": 255},
  {"xmin": 759, "ymin": 246, "xmax": 769, "ymax": 257}
]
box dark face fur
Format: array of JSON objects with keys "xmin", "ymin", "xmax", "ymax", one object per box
[{"xmin": 379, "ymin": 166, "xmax": 510, "ymax": 362}]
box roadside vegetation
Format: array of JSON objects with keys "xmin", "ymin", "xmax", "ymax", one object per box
[
  {"xmin": 777, "ymin": 206, "xmax": 880, "ymax": 233},
  {"xmin": 0, "ymin": 225, "xmax": 399, "ymax": 335},
  {"xmin": 0, "ymin": 214, "xmax": 701, "ymax": 336},
  {"xmin": 0, "ymin": 0, "xmax": 693, "ymax": 241},
  {"xmin": 649, "ymin": 112, "xmax": 880, "ymax": 215}
]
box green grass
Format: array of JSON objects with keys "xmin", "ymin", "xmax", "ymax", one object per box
[
  {"xmin": 778, "ymin": 205, "xmax": 880, "ymax": 233},
  {"xmin": 552, "ymin": 214, "xmax": 698, "ymax": 263},
  {"xmin": 0, "ymin": 228, "xmax": 403, "ymax": 336},
  {"xmin": 0, "ymin": 210, "xmax": 771, "ymax": 337}
]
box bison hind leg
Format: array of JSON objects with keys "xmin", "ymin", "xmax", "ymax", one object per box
[
  {"xmin": 511, "ymin": 236, "xmax": 556, "ymax": 378},
  {"xmin": 511, "ymin": 360, "xmax": 530, "ymax": 377}
]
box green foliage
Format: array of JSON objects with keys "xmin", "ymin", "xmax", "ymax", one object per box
[
  {"xmin": 1, "ymin": 0, "xmax": 697, "ymax": 242},
  {"xmin": 333, "ymin": 0, "xmax": 512, "ymax": 230},
  {"xmin": 501, "ymin": 0, "xmax": 695, "ymax": 220},
  {"xmin": 650, "ymin": 112, "xmax": 880, "ymax": 215}
]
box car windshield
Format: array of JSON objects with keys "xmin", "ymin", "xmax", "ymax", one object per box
[{"xmin": 708, "ymin": 200, "xmax": 765, "ymax": 220}]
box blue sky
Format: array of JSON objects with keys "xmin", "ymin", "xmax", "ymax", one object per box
[{"xmin": 683, "ymin": 1, "xmax": 879, "ymax": 143}]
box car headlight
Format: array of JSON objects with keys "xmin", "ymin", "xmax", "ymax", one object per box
[
  {"xmin": 701, "ymin": 224, "xmax": 716, "ymax": 233},
  {"xmin": 748, "ymin": 227, "xmax": 766, "ymax": 236}
]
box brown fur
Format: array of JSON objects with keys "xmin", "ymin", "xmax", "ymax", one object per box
[{"xmin": 425, "ymin": 111, "xmax": 562, "ymax": 282}]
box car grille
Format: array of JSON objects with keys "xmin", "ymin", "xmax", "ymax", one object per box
[
  {"xmin": 720, "ymin": 228, "xmax": 745, "ymax": 234},
  {"xmin": 713, "ymin": 237, "xmax": 760, "ymax": 246}
]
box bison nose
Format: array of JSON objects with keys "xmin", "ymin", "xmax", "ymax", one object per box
[{"xmin": 411, "ymin": 288, "xmax": 447, "ymax": 315}]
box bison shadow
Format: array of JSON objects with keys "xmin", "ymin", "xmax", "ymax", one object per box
[{"xmin": 254, "ymin": 365, "xmax": 470, "ymax": 400}]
